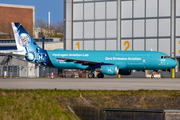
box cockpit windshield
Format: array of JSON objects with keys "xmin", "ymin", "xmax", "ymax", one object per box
[{"xmin": 161, "ymin": 56, "xmax": 171, "ymax": 59}]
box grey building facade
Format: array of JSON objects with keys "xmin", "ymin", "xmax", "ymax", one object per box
[
  {"xmin": 64, "ymin": 0, "xmax": 180, "ymax": 71},
  {"xmin": 64, "ymin": 0, "xmax": 180, "ymax": 56}
]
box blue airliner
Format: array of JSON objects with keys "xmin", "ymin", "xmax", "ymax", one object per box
[{"xmin": 3, "ymin": 23, "xmax": 177, "ymax": 78}]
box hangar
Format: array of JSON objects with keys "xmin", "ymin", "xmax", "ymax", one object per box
[{"xmin": 64, "ymin": 0, "xmax": 180, "ymax": 73}]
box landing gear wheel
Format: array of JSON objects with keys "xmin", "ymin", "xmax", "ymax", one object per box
[
  {"xmin": 97, "ymin": 73, "xmax": 104, "ymax": 78},
  {"xmin": 88, "ymin": 73, "xmax": 94, "ymax": 78}
]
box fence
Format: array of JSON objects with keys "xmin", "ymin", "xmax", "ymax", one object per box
[
  {"xmin": 39, "ymin": 66, "xmax": 58, "ymax": 77},
  {"xmin": 0, "ymin": 65, "xmax": 58, "ymax": 78},
  {"xmin": 0, "ymin": 65, "xmax": 19, "ymax": 77},
  {"xmin": 0, "ymin": 65, "xmax": 89, "ymax": 78}
]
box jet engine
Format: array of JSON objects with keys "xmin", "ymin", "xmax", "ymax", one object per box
[{"xmin": 96, "ymin": 65, "xmax": 119, "ymax": 75}]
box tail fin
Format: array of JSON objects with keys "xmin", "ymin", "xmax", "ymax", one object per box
[
  {"xmin": 12, "ymin": 23, "xmax": 42, "ymax": 52},
  {"xmin": 12, "ymin": 23, "xmax": 53, "ymax": 66}
]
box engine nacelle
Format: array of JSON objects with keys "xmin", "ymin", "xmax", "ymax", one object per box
[
  {"xmin": 96, "ymin": 65, "xmax": 119, "ymax": 75},
  {"xmin": 119, "ymin": 70, "xmax": 132, "ymax": 75}
]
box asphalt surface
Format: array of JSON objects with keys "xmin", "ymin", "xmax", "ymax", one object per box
[{"xmin": 0, "ymin": 77, "xmax": 180, "ymax": 90}]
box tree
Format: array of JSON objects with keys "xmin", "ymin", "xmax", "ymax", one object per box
[
  {"xmin": 35, "ymin": 19, "xmax": 63, "ymax": 40},
  {"xmin": 50, "ymin": 21, "xmax": 64, "ymax": 40},
  {"xmin": 35, "ymin": 19, "xmax": 47, "ymax": 29},
  {"xmin": 35, "ymin": 19, "xmax": 47, "ymax": 38}
]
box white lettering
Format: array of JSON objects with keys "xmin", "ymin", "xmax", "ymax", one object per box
[
  {"xmin": 105, "ymin": 57, "xmax": 112, "ymax": 60},
  {"xmin": 69, "ymin": 54, "xmax": 82, "ymax": 56},
  {"xmin": 105, "ymin": 57, "xmax": 141, "ymax": 61},
  {"xmin": 128, "ymin": 57, "xmax": 141, "ymax": 60},
  {"xmin": 83, "ymin": 54, "xmax": 89, "ymax": 56},
  {"xmin": 113, "ymin": 57, "xmax": 127, "ymax": 60},
  {"xmin": 52, "ymin": 54, "xmax": 68, "ymax": 57},
  {"xmin": 52, "ymin": 53, "xmax": 89, "ymax": 57}
]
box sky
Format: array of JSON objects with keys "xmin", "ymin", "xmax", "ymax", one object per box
[{"xmin": 0, "ymin": 0, "xmax": 64, "ymax": 23}]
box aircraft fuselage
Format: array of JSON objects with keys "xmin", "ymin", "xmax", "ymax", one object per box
[{"xmin": 47, "ymin": 50, "xmax": 176, "ymax": 70}]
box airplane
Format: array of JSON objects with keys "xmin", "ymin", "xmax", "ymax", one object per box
[{"xmin": 1, "ymin": 23, "xmax": 177, "ymax": 78}]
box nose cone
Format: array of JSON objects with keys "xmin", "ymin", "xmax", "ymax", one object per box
[{"xmin": 169, "ymin": 59, "xmax": 177, "ymax": 68}]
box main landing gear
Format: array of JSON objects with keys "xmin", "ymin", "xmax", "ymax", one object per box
[
  {"xmin": 88, "ymin": 73, "xmax": 94, "ymax": 78},
  {"xmin": 97, "ymin": 73, "xmax": 104, "ymax": 78},
  {"xmin": 88, "ymin": 72, "xmax": 104, "ymax": 78}
]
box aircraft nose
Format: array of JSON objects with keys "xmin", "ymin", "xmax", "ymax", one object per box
[{"xmin": 169, "ymin": 59, "xmax": 177, "ymax": 68}]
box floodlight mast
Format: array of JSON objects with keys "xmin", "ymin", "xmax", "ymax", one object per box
[{"xmin": 48, "ymin": 11, "xmax": 50, "ymax": 37}]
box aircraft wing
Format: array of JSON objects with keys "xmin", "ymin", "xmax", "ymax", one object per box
[{"xmin": 57, "ymin": 57, "xmax": 101, "ymax": 65}]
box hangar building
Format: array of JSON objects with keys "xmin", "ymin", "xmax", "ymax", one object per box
[{"xmin": 64, "ymin": 0, "xmax": 180, "ymax": 71}]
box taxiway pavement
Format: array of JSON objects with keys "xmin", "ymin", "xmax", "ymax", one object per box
[{"xmin": 0, "ymin": 78, "xmax": 180, "ymax": 90}]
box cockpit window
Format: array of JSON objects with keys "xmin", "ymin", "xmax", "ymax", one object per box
[{"xmin": 161, "ymin": 56, "xmax": 170, "ymax": 59}]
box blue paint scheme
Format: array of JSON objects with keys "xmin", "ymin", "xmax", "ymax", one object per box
[
  {"xmin": 47, "ymin": 50, "xmax": 177, "ymax": 70},
  {"xmin": 11, "ymin": 23, "xmax": 177, "ymax": 76},
  {"xmin": 101, "ymin": 65, "xmax": 118, "ymax": 75},
  {"xmin": 12, "ymin": 23, "xmax": 53, "ymax": 67}
]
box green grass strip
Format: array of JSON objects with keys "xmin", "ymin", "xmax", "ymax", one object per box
[{"xmin": 1, "ymin": 89, "xmax": 180, "ymax": 120}]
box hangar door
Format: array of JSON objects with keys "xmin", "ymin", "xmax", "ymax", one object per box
[
  {"xmin": 176, "ymin": 0, "xmax": 180, "ymax": 58},
  {"xmin": 73, "ymin": 0, "xmax": 118, "ymax": 50},
  {"xmin": 121, "ymin": 0, "xmax": 172, "ymax": 56},
  {"xmin": 71, "ymin": 0, "xmax": 175, "ymax": 57}
]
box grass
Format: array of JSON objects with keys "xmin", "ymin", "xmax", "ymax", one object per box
[
  {"xmin": 0, "ymin": 90, "xmax": 78, "ymax": 120},
  {"xmin": 1, "ymin": 89, "xmax": 180, "ymax": 120}
]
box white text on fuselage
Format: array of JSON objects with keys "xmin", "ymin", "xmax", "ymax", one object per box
[
  {"xmin": 52, "ymin": 54, "xmax": 89, "ymax": 57},
  {"xmin": 105, "ymin": 57, "xmax": 141, "ymax": 61}
]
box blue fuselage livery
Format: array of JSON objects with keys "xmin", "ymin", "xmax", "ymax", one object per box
[
  {"xmin": 5, "ymin": 23, "xmax": 177, "ymax": 78},
  {"xmin": 47, "ymin": 50, "xmax": 176, "ymax": 70}
]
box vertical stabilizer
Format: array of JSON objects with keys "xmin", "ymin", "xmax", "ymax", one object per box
[
  {"xmin": 12, "ymin": 23, "xmax": 42, "ymax": 52},
  {"xmin": 11, "ymin": 23, "xmax": 53, "ymax": 67},
  {"xmin": 12, "ymin": 23, "xmax": 26, "ymax": 52}
]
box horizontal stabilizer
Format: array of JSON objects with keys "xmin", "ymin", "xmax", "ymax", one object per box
[
  {"xmin": 4, "ymin": 53, "xmax": 28, "ymax": 57},
  {"xmin": 0, "ymin": 52, "xmax": 28, "ymax": 57}
]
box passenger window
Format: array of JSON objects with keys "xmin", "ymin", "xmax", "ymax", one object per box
[{"xmin": 161, "ymin": 56, "xmax": 163, "ymax": 59}]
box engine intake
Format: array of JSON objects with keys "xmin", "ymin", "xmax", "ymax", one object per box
[{"xmin": 96, "ymin": 65, "xmax": 119, "ymax": 75}]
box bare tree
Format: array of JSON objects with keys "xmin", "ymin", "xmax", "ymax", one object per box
[
  {"xmin": 35, "ymin": 19, "xmax": 47, "ymax": 37},
  {"xmin": 35, "ymin": 19, "xmax": 63, "ymax": 40},
  {"xmin": 50, "ymin": 21, "xmax": 64, "ymax": 40},
  {"xmin": 35, "ymin": 19, "xmax": 47, "ymax": 29}
]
